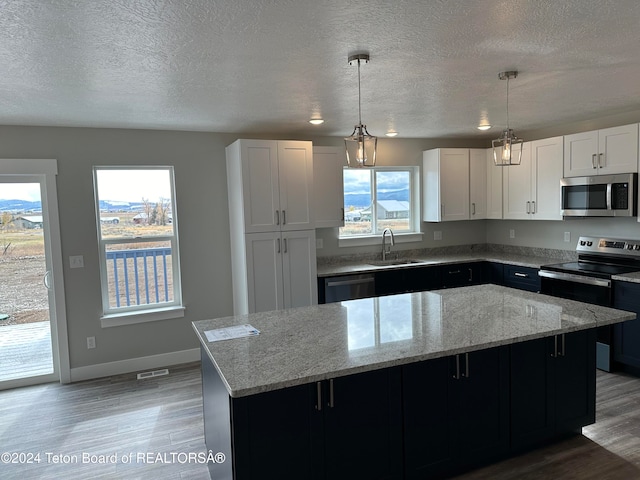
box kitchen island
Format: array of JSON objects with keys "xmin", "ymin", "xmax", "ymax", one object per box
[{"xmin": 192, "ymin": 284, "xmax": 635, "ymax": 480}]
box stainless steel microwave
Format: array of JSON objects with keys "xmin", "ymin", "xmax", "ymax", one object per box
[{"xmin": 561, "ymin": 173, "xmax": 637, "ymax": 217}]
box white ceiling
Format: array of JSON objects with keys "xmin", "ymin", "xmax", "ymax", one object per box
[{"xmin": 2, "ymin": 0, "xmax": 640, "ymax": 139}]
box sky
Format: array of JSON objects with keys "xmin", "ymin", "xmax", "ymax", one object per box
[
  {"xmin": 0, "ymin": 182, "xmax": 41, "ymax": 201},
  {"xmin": 95, "ymin": 169, "xmax": 172, "ymax": 203}
]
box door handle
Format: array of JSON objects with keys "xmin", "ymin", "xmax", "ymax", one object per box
[
  {"xmin": 43, "ymin": 270, "xmax": 52, "ymax": 290},
  {"xmin": 592, "ymin": 154, "xmax": 597, "ymax": 169},
  {"xmin": 598, "ymin": 153, "xmax": 603, "ymax": 168},
  {"xmin": 531, "ymin": 201, "xmax": 536, "ymax": 214},
  {"xmin": 277, "ymin": 238, "xmax": 281, "ymax": 253},
  {"xmin": 283, "ymin": 238, "xmax": 288, "ymax": 253},
  {"xmin": 526, "ymin": 201, "xmax": 530, "ymax": 214},
  {"xmin": 341, "ymin": 207, "xmax": 345, "ymax": 221},
  {"xmin": 472, "ymin": 203, "xmax": 476, "ymax": 215},
  {"xmin": 282, "ymin": 210, "xmax": 286, "ymax": 225},
  {"xmin": 275, "ymin": 210, "xmax": 280, "ymax": 225}
]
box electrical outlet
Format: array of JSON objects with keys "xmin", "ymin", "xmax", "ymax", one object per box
[
  {"xmin": 87, "ymin": 336, "xmax": 96, "ymax": 349},
  {"xmin": 564, "ymin": 232, "xmax": 571, "ymax": 243},
  {"xmin": 70, "ymin": 255, "xmax": 84, "ymax": 269},
  {"xmin": 509, "ymin": 229, "xmax": 515, "ymax": 239},
  {"xmin": 434, "ymin": 231, "xmax": 442, "ymax": 241},
  {"xmin": 316, "ymin": 238, "xmax": 323, "ymax": 249}
]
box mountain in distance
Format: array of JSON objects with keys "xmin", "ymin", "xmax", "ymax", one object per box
[
  {"xmin": 0, "ymin": 199, "xmax": 42, "ymax": 212},
  {"xmin": 344, "ymin": 188, "xmax": 409, "ymax": 209}
]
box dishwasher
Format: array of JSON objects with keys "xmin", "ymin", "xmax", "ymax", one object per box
[{"xmin": 322, "ymin": 274, "xmax": 376, "ymax": 303}]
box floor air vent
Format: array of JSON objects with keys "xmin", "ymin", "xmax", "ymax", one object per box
[{"xmin": 137, "ymin": 368, "xmax": 169, "ymax": 380}]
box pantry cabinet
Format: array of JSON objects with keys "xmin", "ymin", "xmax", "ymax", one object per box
[
  {"xmin": 503, "ymin": 137, "xmax": 563, "ymax": 220},
  {"xmin": 227, "ymin": 139, "xmax": 317, "ymax": 314},
  {"xmin": 423, "ymin": 148, "xmax": 486, "ymax": 222},
  {"xmin": 313, "ymin": 146, "xmax": 345, "ymax": 228},
  {"xmin": 564, "ymin": 124, "xmax": 638, "ymax": 177}
]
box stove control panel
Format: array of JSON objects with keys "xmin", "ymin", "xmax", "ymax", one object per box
[{"xmin": 577, "ymin": 236, "xmax": 640, "ymax": 258}]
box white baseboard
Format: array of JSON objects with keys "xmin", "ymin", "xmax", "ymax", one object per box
[{"xmin": 69, "ymin": 348, "xmax": 200, "ymax": 383}]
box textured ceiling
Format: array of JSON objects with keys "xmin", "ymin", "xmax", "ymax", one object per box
[{"xmin": 1, "ymin": 0, "xmax": 640, "ymax": 139}]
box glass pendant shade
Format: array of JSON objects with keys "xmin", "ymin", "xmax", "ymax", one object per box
[
  {"xmin": 345, "ymin": 124, "xmax": 377, "ymax": 167},
  {"xmin": 345, "ymin": 53, "xmax": 377, "ymax": 168},
  {"xmin": 493, "ymin": 128, "xmax": 523, "ymax": 166}
]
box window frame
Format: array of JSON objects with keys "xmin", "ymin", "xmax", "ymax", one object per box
[
  {"xmin": 93, "ymin": 166, "xmax": 184, "ymax": 327},
  {"xmin": 339, "ymin": 166, "xmax": 422, "ymax": 247}
]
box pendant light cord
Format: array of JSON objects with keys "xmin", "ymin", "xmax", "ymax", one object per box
[
  {"xmin": 505, "ymin": 75, "xmax": 510, "ymax": 131},
  {"xmin": 357, "ymin": 58, "xmax": 362, "ymax": 126}
]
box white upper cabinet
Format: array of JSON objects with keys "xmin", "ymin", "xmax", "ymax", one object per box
[
  {"xmin": 423, "ymin": 148, "xmax": 474, "ymax": 222},
  {"xmin": 227, "ymin": 139, "xmax": 314, "ymax": 234},
  {"xmin": 564, "ymin": 124, "xmax": 638, "ymax": 177},
  {"xmin": 469, "ymin": 149, "xmax": 487, "ymax": 219},
  {"xmin": 313, "ymin": 146, "xmax": 345, "ymax": 228},
  {"xmin": 485, "ymin": 148, "xmax": 503, "ymax": 219},
  {"xmin": 503, "ymin": 137, "xmax": 563, "ymax": 220}
]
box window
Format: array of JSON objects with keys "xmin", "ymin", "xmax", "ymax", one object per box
[
  {"xmin": 93, "ymin": 167, "xmax": 183, "ymax": 325},
  {"xmin": 340, "ymin": 166, "xmax": 420, "ymax": 242}
]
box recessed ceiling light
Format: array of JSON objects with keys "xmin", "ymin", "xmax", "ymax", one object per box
[
  {"xmin": 309, "ymin": 119, "xmax": 324, "ymax": 125},
  {"xmin": 385, "ymin": 131, "xmax": 398, "ymax": 137},
  {"xmin": 477, "ymin": 124, "xmax": 492, "ymax": 131}
]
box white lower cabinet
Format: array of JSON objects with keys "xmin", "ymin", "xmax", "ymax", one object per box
[
  {"xmin": 244, "ymin": 230, "xmax": 318, "ymax": 314},
  {"xmin": 503, "ymin": 137, "xmax": 563, "ymax": 220}
]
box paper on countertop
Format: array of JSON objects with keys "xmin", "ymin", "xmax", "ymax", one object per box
[{"xmin": 205, "ymin": 324, "xmax": 260, "ymax": 342}]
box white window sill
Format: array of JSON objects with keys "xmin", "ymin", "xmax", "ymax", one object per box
[
  {"xmin": 100, "ymin": 306, "xmax": 185, "ymax": 328},
  {"xmin": 338, "ymin": 232, "xmax": 424, "ymax": 248}
]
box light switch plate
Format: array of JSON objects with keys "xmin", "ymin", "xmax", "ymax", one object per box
[
  {"xmin": 434, "ymin": 231, "xmax": 442, "ymax": 241},
  {"xmin": 316, "ymin": 238, "xmax": 323, "ymax": 249},
  {"xmin": 69, "ymin": 255, "xmax": 84, "ymax": 269},
  {"xmin": 564, "ymin": 232, "xmax": 571, "ymax": 243},
  {"xmin": 509, "ymin": 229, "xmax": 515, "ymax": 239}
]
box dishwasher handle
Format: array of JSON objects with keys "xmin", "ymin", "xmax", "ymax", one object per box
[{"xmin": 326, "ymin": 277, "xmax": 375, "ymax": 287}]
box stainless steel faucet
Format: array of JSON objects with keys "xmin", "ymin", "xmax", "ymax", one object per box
[{"xmin": 381, "ymin": 228, "xmax": 395, "ymax": 261}]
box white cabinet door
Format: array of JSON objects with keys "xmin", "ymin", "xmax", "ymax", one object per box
[
  {"xmin": 281, "ymin": 230, "xmax": 318, "ymax": 309},
  {"xmin": 503, "ymin": 143, "xmax": 532, "ymax": 220},
  {"xmin": 598, "ymin": 124, "xmax": 638, "ymax": 175},
  {"xmin": 239, "ymin": 140, "xmax": 281, "ymax": 233},
  {"xmin": 313, "ymin": 146, "xmax": 345, "ymax": 228},
  {"xmin": 469, "ymin": 149, "xmax": 487, "ymax": 219},
  {"xmin": 485, "ymin": 147, "xmax": 503, "ymax": 219},
  {"xmin": 564, "ymin": 124, "xmax": 638, "ymax": 177},
  {"xmin": 563, "ymin": 131, "xmax": 598, "ymax": 177},
  {"xmin": 245, "ymin": 232, "xmax": 284, "ymax": 314},
  {"xmin": 277, "ymin": 141, "xmax": 314, "ymax": 231},
  {"xmin": 531, "ymin": 136, "xmax": 563, "ymax": 220},
  {"xmin": 423, "ymin": 148, "xmax": 470, "ymax": 221}
]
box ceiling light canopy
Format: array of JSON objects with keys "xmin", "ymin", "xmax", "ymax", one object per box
[
  {"xmin": 309, "ymin": 118, "xmax": 324, "ymax": 125},
  {"xmin": 344, "ymin": 53, "xmax": 377, "ymax": 168},
  {"xmin": 492, "ymin": 71, "xmax": 523, "ymax": 166}
]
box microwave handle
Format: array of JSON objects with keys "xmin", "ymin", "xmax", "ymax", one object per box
[{"xmin": 606, "ymin": 183, "xmax": 612, "ymax": 210}]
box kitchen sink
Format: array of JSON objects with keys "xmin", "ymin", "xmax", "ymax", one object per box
[{"xmin": 367, "ymin": 258, "xmax": 422, "ymax": 267}]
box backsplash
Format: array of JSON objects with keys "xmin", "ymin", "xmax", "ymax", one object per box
[{"xmin": 317, "ymin": 243, "xmax": 577, "ymax": 267}]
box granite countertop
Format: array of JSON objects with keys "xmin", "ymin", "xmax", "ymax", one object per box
[
  {"xmin": 613, "ymin": 272, "xmax": 640, "ymax": 284},
  {"xmin": 192, "ymin": 284, "xmax": 635, "ymax": 398},
  {"xmin": 316, "ymin": 251, "xmax": 567, "ymax": 277}
]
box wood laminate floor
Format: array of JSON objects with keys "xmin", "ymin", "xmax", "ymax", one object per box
[{"xmin": 1, "ymin": 364, "xmax": 640, "ymax": 479}]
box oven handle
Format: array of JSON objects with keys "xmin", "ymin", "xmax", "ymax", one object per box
[{"xmin": 538, "ymin": 270, "xmax": 611, "ymax": 288}]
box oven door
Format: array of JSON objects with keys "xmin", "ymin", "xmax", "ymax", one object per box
[
  {"xmin": 538, "ymin": 270, "xmax": 611, "ymax": 306},
  {"xmin": 539, "ymin": 270, "xmax": 613, "ymax": 371}
]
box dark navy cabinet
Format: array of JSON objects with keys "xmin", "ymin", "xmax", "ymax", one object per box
[
  {"xmin": 510, "ymin": 329, "xmax": 596, "ymax": 451},
  {"xmin": 375, "ymin": 265, "xmax": 440, "ymax": 296},
  {"xmin": 402, "ymin": 346, "xmax": 510, "ymax": 479},
  {"xmin": 502, "ymin": 264, "xmax": 541, "ymax": 292},
  {"xmin": 440, "ymin": 262, "xmax": 484, "ymax": 288},
  {"xmin": 613, "ymin": 281, "xmax": 640, "ymax": 371}
]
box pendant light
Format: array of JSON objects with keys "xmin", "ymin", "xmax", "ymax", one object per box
[
  {"xmin": 492, "ymin": 71, "xmax": 523, "ymax": 166},
  {"xmin": 344, "ymin": 53, "xmax": 377, "ymax": 167}
]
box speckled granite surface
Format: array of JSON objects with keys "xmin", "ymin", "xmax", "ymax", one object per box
[
  {"xmin": 317, "ymin": 243, "xmax": 575, "ymax": 277},
  {"xmin": 193, "ymin": 284, "xmax": 634, "ymax": 398},
  {"xmin": 613, "ymin": 272, "xmax": 640, "ymax": 284}
]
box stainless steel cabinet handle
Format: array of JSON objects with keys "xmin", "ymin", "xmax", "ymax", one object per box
[
  {"xmin": 453, "ymin": 355, "xmax": 461, "ymax": 380},
  {"xmin": 328, "ymin": 379, "xmax": 335, "ymax": 408},
  {"xmin": 598, "ymin": 153, "xmax": 603, "ymax": 168},
  {"xmin": 551, "ymin": 335, "xmax": 558, "ymax": 358},
  {"xmin": 526, "ymin": 201, "xmax": 531, "ymax": 214},
  {"xmin": 592, "ymin": 154, "xmax": 597, "ymax": 169},
  {"xmin": 326, "ymin": 277, "xmax": 375, "ymax": 287},
  {"xmin": 472, "ymin": 203, "xmax": 476, "ymax": 215},
  {"xmin": 449, "ymin": 270, "xmax": 461, "ymax": 275},
  {"xmin": 315, "ymin": 382, "xmax": 322, "ymax": 411},
  {"xmin": 277, "ymin": 238, "xmax": 281, "ymax": 253},
  {"xmin": 532, "ymin": 201, "xmax": 536, "ymax": 214},
  {"xmin": 283, "ymin": 238, "xmax": 288, "ymax": 253},
  {"xmin": 461, "ymin": 353, "xmax": 470, "ymax": 378},
  {"xmin": 341, "ymin": 207, "xmax": 345, "ymax": 221},
  {"xmin": 468, "ymin": 268, "xmax": 473, "ymax": 282},
  {"xmin": 441, "ymin": 204, "xmax": 444, "ymax": 218},
  {"xmin": 282, "ymin": 210, "xmax": 286, "ymax": 225},
  {"xmin": 514, "ymin": 272, "xmax": 529, "ymax": 278},
  {"xmin": 275, "ymin": 210, "xmax": 280, "ymax": 225},
  {"xmin": 560, "ymin": 334, "xmax": 566, "ymax": 356}
]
